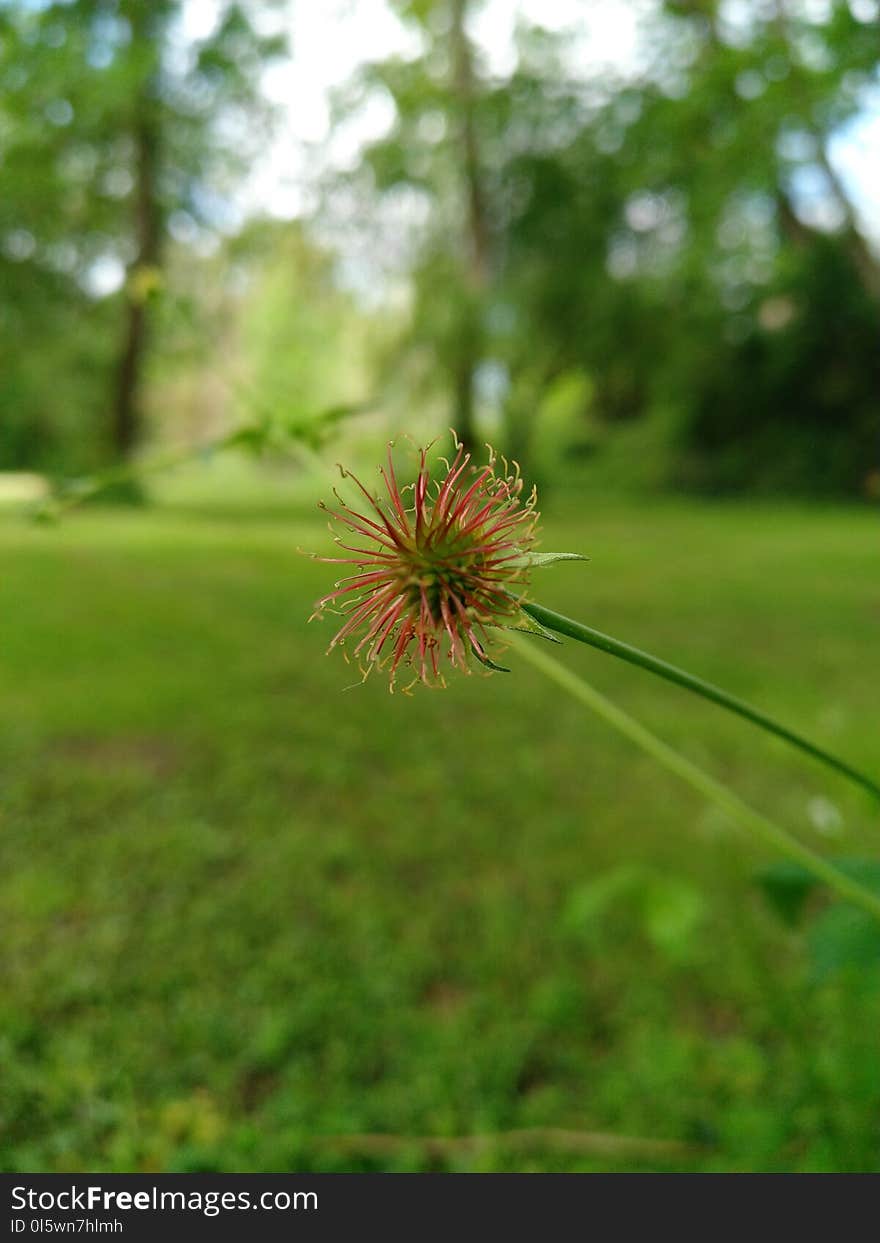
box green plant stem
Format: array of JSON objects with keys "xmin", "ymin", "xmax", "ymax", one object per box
[
  {"xmin": 509, "ymin": 634, "xmax": 880, "ymax": 923},
  {"xmin": 34, "ymin": 431, "xmax": 244, "ymax": 522},
  {"xmin": 36, "ymin": 423, "xmax": 328, "ymax": 523},
  {"xmin": 33, "ymin": 393, "xmax": 373, "ymax": 523},
  {"xmin": 523, "ymin": 600, "xmax": 880, "ymax": 803}
]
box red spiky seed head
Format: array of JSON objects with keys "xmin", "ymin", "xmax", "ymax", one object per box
[{"xmin": 313, "ymin": 437, "xmax": 539, "ymax": 689}]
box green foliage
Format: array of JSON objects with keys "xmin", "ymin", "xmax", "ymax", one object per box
[
  {"xmin": 681, "ymin": 239, "xmax": 880, "ymax": 496},
  {"xmin": 809, "ymin": 905, "xmax": 880, "ymax": 980},
  {"xmin": 335, "ymin": 0, "xmax": 880, "ymax": 492},
  {"xmin": 759, "ymin": 857, "xmax": 880, "ymax": 980},
  {"xmin": 497, "ymin": 2, "xmax": 880, "ymax": 493},
  {"xmin": 563, "ymin": 866, "xmax": 707, "ymax": 964},
  {"xmin": 233, "ymin": 222, "xmax": 373, "ymax": 424},
  {"xmin": 0, "ymin": 0, "xmax": 284, "ymax": 470},
  {"xmin": 5, "ymin": 0, "xmax": 878, "ymax": 493},
  {"xmin": 340, "ymin": 0, "xmax": 516, "ymax": 444}
]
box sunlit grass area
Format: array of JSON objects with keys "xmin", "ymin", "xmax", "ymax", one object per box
[{"xmin": 2, "ymin": 485, "xmax": 878, "ymax": 1172}]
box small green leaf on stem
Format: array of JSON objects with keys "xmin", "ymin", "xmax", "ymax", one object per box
[
  {"xmin": 519, "ymin": 551, "xmax": 590, "ymax": 568},
  {"xmin": 506, "ymin": 608, "xmax": 563, "ymax": 644}
]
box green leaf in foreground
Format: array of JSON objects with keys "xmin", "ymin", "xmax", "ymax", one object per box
[
  {"xmin": 758, "ymin": 857, "xmax": 880, "ymax": 978},
  {"xmin": 808, "ymin": 905, "xmax": 880, "ymax": 980},
  {"xmin": 562, "ymin": 865, "xmax": 706, "ymax": 963},
  {"xmin": 758, "ymin": 857, "xmax": 880, "ymax": 927}
]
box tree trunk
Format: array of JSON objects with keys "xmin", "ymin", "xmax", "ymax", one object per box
[
  {"xmin": 449, "ymin": 0, "xmax": 490, "ymax": 452},
  {"xmin": 111, "ymin": 106, "xmax": 161, "ymax": 461},
  {"xmin": 453, "ymin": 349, "xmax": 477, "ymax": 452}
]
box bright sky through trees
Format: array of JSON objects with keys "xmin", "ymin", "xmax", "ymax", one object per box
[{"xmin": 225, "ymin": 0, "xmax": 880, "ymax": 241}]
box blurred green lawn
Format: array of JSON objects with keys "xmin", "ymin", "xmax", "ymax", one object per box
[{"xmin": 1, "ymin": 486, "xmax": 878, "ymax": 1172}]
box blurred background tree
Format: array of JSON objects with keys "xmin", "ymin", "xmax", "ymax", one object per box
[
  {"xmin": 324, "ymin": 0, "xmax": 880, "ymax": 492},
  {"xmin": 0, "ymin": 0, "xmax": 285, "ymax": 474},
  {"xmin": 331, "ymin": 0, "xmax": 499, "ymax": 453},
  {"xmin": 491, "ymin": 0, "xmax": 880, "ymax": 492}
]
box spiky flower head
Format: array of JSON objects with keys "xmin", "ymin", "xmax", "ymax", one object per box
[{"xmin": 313, "ymin": 437, "xmax": 540, "ymax": 689}]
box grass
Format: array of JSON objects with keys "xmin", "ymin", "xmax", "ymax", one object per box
[{"xmin": 1, "ymin": 474, "xmax": 879, "ymax": 1172}]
